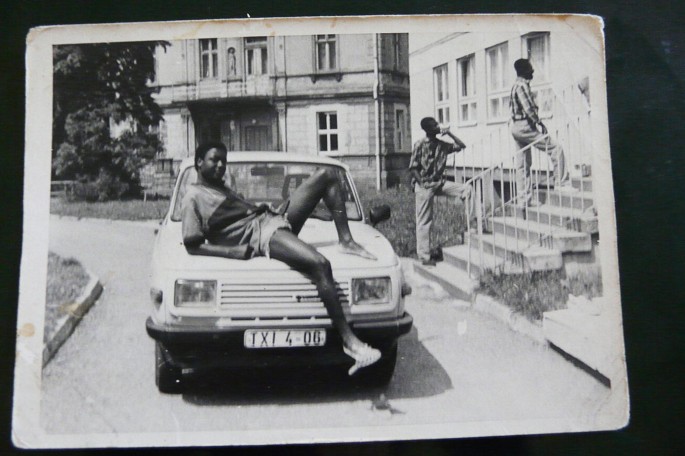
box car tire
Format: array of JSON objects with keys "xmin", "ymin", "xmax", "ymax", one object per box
[
  {"xmin": 155, "ymin": 343, "xmax": 183, "ymax": 394},
  {"xmin": 353, "ymin": 343, "xmax": 398, "ymax": 388}
]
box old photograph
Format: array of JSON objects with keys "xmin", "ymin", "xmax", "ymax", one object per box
[{"xmin": 13, "ymin": 15, "xmax": 628, "ymax": 448}]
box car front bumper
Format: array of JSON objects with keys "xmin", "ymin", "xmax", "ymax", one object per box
[{"xmin": 146, "ymin": 313, "xmax": 413, "ymax": 370}]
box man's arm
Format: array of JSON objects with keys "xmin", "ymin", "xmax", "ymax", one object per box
[
  {"xmin": 408, "ymin": 141, "xmax": 423, "ymax": 186},
  {"xmin": 442, "ymin": 130, "xmax": 466, "ymax": 150}
]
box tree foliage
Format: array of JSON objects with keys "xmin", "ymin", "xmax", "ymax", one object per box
[{"xmin": 53, "ymin": 41, "xmax": 167, "ymax": 200}]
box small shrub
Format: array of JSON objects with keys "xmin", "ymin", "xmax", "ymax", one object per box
[
  {"xmin": 359, "ymin": 186, "xmax": 467, "ymax": 258},
  {"xmin": 478, "ymin": 268, "xmax": 603, "ymax": 321}
]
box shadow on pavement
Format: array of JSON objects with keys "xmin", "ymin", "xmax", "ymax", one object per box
[{"xmin": 182, "ymin": 327, "xmax": 452, "ymax": 406}]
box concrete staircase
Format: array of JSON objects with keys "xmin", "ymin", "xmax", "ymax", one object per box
[
  {"xmin": 414, "ymin": 175, "xmax": 598, "ymax": 301},
  {"xmin": 413, "ymin": 173, "xmax": 615, "ymax": 383}
]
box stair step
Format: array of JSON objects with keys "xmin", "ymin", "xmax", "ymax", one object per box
[
  {"xmin": 517, "ymin": 204, "xmax": 599, "ymax": 234},
  {"xmin": 571, "ymin": 176, "xmax": 593, "ymax": 193},
  {"xmin": 488, "ymin": 216, "xmax": 592, "ymax": 253},
  {"xmin": 539, "ymin": 189, "xmax": 594, "ymax": 210},
  {"xmin": 443, "ymin": 244, "xmax": 523, "ymax": 276},
  {"xmin": 413, "ymin": 261, "xmax": 478, "ymax": 302},
  {"xmin": 543, "ymin": 303, "xmax": 621, "ymax": 385},
  {"xmin": 465, "ymin": 232, "xmax": 563, "ymax": 272}
]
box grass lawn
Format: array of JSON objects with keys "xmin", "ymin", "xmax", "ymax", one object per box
[
  {"xmin": 51, "ymin": 197, "xmax": 169, "ymax": 221},
  {"xmin": 359, "ymin": 186, "xmax": 467, "ymax": 258},
  {"xmin": 478, "ymin": 268, "xmax": 603, "ymax": 321},
  {"xmin": 44, "ymin": 252, "xmax": 91, "ymax": 343}
]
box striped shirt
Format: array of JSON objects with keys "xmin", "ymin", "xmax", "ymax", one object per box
[
  {"xmin": 510, "ymin": 77, "xmax": 540, "ymax": 125},
  {"xmin": 409, "ymin": 137, "xmax": 461, "ymax": 187}
]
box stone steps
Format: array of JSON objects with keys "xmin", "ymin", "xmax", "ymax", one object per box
[
  {"xmin": 487, "ymin": 216, "xmax": 592, "ymax": 253},
  {"xmin": 543, "ymin": 299, "xmax": 623, "ymax": 385},
  {"xmin": 412, "ymin": 260, "xmax": 478, "ymax": 302},
  {"xmin": 442, "ymin": 244, "xmax": 523, "ymax": 277},
  {"xmin": 571, "ymin": 176, "xmax": 593, "ymax": 193},
  {"xmin": 538, "ymin": 189, "xmax": 594, "ymax": 211},
  {"xmin": 464, "ymin": 232, "xmax": 563, "ymax": 272},
  {"xmin": 516, "ymin": 204, "xmax": 599, "ymax": 234}
]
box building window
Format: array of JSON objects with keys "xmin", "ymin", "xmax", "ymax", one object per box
[
  {"xmin": 395, "ymin": 107, "xmax": 409, "ymax": 151},
  {"xmin": 318, "ymin": 112, "xmax": 338, "ymax": 153},
  {"xmin": 393, "ymin": 34, "xmax": 402, "ymax": 71},
  {"xmin": 200, "ymin": 39, "xmax": 218, "ymax": 79},
  {"xmin": 433, "ymin": 64, "xmax": 450, "ymax": 124},
  {"xmin": 457, "ymin": 54, "xmax": 477, "ymax": 125},
  {"xmin": 245, "ymin": 37, "xmax": 268, "ymax": 75},
  {"xmin": 522, "ymin": 32, "xmax": 553, "ymax": 114},
  {"xmin": 486, "ymin": 42, "xmax": 510, "ymax": 121},
  {"xmin": 315, "ymin": 35, "xmax": 337, "ymax": 71}
]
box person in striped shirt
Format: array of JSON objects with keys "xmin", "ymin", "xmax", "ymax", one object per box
[{"xmin": 510, "ymin": 59, "xmax": 575, "ymax": 207}]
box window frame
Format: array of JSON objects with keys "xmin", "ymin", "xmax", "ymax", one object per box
[
  {"xmin": 394, "ymin": 106, "xmax": 409, "ymax": 152},
  {"xmin": 485, "ymin": 41, "xmax": 511, "ymax": 123},
  {"xmin": 433, "ymin": 63, "xmax": 450, "ymax": 125},
  {"xmin": 522, "ymin": 32, "xmax": 553, "ymax": 118},
  {"xmin": 244, "ymin": 36, "xmax": 268, "ymax": 76},
  {"xmin": 314, "ymin": 35, "xmax": 339, "ymax": 72},
  {"xmin": 199, "ymin": 38, "xmax": 218, "ymax": 79},
  {"xmin": 456, "ymin": 53, "xmax": 477, "ymax": 126},
  {"xmin": 317, "ymin": 111, "xmax": 339, "ymax": 155}
]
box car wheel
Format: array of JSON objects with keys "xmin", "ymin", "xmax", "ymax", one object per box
[
  {"xmin": 353, "ymin": 343, "xmax": 398, "ymax": 388},
  {"xmin": 155, "ymin": 343, "xmax": 183, "ymax": 394}
]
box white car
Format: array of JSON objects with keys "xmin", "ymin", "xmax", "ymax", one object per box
[{"xmin": 146, "ymin": 152, "xmax": 413, "ymax": 393}]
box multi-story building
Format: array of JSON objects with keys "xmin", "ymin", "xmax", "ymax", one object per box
[
  {"xmin": 409, "ymin": 30, "xmax": 601, "ymax": 179},
  {"xmin": 150, "ymin": 33, "xmax": 411, "ymax": 191}
]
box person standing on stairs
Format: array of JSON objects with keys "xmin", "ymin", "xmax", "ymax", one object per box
[
  {"xmin": 509, "ymin": 58, "xmax": 576, "ymax": 207},
  {"xmin": 409, "ymin": 117, "xmax": 473, "ymax": 267}
]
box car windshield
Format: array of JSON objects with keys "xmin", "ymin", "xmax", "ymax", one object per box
[{"xmin": 171, "ymin": 162, "xmax": 362, "ymax": 222}]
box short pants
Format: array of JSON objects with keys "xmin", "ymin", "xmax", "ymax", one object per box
[{"xmin": 248, "ymin": 212, "xmax": 292, "ymax": 258}]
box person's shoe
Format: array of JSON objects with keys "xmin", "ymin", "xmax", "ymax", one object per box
[
  {"xmin": 343, "ymin": 343, "xmax": 382, "ymax": 376},
  {"xmin": 421, "ymin": 259, "xmax": 437, "ymax": 267}
]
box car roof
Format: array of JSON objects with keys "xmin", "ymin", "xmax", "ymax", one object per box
[{"xmin": 179, "ymin": 152, "xmax": 350, "ymax": 171}]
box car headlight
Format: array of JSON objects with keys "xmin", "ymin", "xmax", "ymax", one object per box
[
  {"xmin": 351, "ymin": 277, "xmax": 391, "ymax": 305},
  {"xmin": 174, "ymin": 280, "xmax": 217, "ymax": 307}
]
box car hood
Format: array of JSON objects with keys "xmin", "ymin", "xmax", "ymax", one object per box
[{"xmin": 154, "ymin": 218, "xmax": 398, "ymax": 272}]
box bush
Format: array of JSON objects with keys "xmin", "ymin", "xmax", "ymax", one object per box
[
  {"xmin": 69, "ymin": 170, "xmax": 137, "ymax": 202},
  {"xmin": 359, "ymin": 186, "xmax": 468, "ymax": 258},
  {"xmin": 478, "ymin": 268, "xmax": 603, "ymax": 321}
]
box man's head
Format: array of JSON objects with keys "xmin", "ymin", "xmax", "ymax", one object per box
[
  {"xmin": 194, "ymin": 142, "xmax": 228, "ymax": 186},
  {"xmin": 420, "ymin": 117, "xmax": 441, "ymax": 136},
  {"xmin": 514, "ymin": 59, "xmax": 534, "ymax": 80}
]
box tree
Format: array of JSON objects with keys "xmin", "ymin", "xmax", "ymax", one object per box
[{"xmin": 52, "ymin": 41, "xmax": 167, "ymax": 200}]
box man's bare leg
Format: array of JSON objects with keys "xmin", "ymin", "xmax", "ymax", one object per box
[
  {"xmin": 286, "ymin": 168, "xmax": 376, "ymax": 260},
  {"xmin": 268, "ymin": 229, "xmax": 381, "ymax": 374}
]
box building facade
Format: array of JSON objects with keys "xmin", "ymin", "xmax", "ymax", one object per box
[
  {"xmin": 151, "ymin": 34, "xmax": 411, "ymax": 191},
  {"xmin": 409, "ymin": 30, "xmax": 601, "ymax": 179}
]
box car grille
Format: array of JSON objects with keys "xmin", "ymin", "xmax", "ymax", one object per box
[{"xmin": 218, "ymin": 277, "xmax": 350, "ymax": 321}]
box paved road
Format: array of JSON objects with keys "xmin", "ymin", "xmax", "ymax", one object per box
[{"xmin": 41, "ymin": 216, "xmax": 612, "ymax": 440}]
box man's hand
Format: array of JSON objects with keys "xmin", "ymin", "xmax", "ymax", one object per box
[{"xmin": 422, "ymin": 180, "xmax": 443, "ymax": 190}]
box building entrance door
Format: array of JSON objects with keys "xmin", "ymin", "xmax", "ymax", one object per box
[{"xmin": 244, "ymin": 126, "xmax": 270, "ymax": 151}]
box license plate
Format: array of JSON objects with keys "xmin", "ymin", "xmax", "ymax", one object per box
[{"xmin": 244, "ymin": 329, "xmax": 326, "ymax": 348}]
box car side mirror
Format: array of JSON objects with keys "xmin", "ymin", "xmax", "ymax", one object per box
[{"xmin": 368, "ymin": 204, "xmax": 391, "ymax": 227}]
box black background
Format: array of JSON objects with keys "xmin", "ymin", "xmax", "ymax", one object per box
[{"xmin": 1, "ymin": 0, "xmax": 684, "ymax": 454}]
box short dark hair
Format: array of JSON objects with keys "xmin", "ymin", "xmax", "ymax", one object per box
[
  {"xmin": 194, "ymin": 142, "xmax": 227, "ymax": 170},
  {"xmin": 420, "ymin": 117, "xmax": 437, "ymax": 132},
  {"xmin": 514, "ymin": 58, "xmax": 533, "ymax": 76}
]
